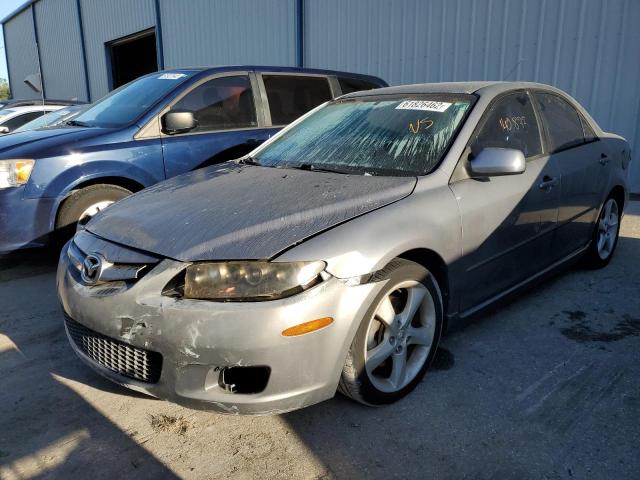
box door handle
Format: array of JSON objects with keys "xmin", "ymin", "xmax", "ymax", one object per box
[
  {"xmin": 599, "ymin": 153, "xmax": 610, "ymax": 166},
  {"xmin": 539, "ymin": 176, "xmax": 558, "ymax": 191}
]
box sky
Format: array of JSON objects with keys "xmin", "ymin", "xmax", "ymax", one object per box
[{"xmin": 0, "ymin": 0, "xmax": 30, "ymax": 83}]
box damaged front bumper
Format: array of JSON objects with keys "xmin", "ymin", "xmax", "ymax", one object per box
[{"xmin": 57, "ymin": 245, "xmax": 381, "ymax": 415}]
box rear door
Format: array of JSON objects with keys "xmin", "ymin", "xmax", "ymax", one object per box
[
  {"xmin": 532, "ymin": 91, "xmax": 610, "ymax": 258},
  {"xmin": 159, "ymin": 72, "xmax": 273, "ymax": 178},
  {"xmin": 450, "ymin": 90, "xmax": 561, "ymax": 312}
]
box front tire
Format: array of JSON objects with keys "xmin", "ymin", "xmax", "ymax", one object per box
[
  {"xmin": 339, "ymin": 258, "xmax": 443, "ymax": 406},
  {"xmin": 583, "ymin": 195, "xmax": 621, "ymax": 269},
  {"xmin": 53, "ymin": 184, "xmax": 131, "ymax": 249}
]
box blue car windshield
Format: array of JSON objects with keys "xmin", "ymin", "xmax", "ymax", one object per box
[
  {"xmin": 254, "ymin": 94, "xmax": 475, "ymax": 176},
  {"xmin": 72, "ymin": 71, "xmax": 196, "ymax": 128}
]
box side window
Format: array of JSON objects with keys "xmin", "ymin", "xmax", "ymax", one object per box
[
  {"xmin": 171, "ymin": 75, "xmax": 257, "ymax": 132},
  {"xmin": 263, "ymin": 75, "xmax": 332, "ymax": 125},
  {"xmin": 534, "ymin": 92, "xmax": 585, "ymax": 152},
  {"xmin": 4, "ymin": 111, "xmax": 47, "ymax": 131},
  {"xmin": 470, "ymin": 92, "xmax": 542, "ymax": 158},
  {"xmin": 338, "ymin": 76, "xmax": 380, "ymax": 95}
]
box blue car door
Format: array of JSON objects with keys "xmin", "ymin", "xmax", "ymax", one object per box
[{"xmin": 159, "ymin": 72, "xmax": 273, "ymax": 178}]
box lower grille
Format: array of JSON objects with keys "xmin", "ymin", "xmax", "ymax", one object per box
[{"xmin": 65, "ymin": 317, "xmax": 162, "ymax": 383}]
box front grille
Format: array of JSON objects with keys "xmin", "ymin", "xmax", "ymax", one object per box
[{"xmin": 65, "ymin": 317, "xmax": 162, "ymax": 383}]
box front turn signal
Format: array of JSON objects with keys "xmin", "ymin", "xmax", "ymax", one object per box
[{"xmin": 282, "ymin": 317, "xmax": 334, "ymax": 337}]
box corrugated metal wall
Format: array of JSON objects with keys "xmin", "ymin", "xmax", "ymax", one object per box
[
  {"xmin": 3, "ymin": 7, "xmax": 39, "ymax": 100},
  {"xmin": 35, "ymin": 0, "xmax": 87, "ymax": 101},
  {"xmin": 160, "ymin": 0, "xmax": 295, "ymax": 68},
  {"xmin": 304, "ymin": 0, "xmax": 640, "ymax": 191},
  {"xmin": 78, "ymin": 0, "xmax": 156, "ymax": 99},
  {"xmin": 2, "ymin": 0, "xmax": 639, "ymax": 190}
]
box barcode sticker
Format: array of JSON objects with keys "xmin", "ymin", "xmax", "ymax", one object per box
[
  {"xmin": 396, "ymin": 100, "xmax": 451, "ymax": 112},
  {"xmin": 158, "ymin": 73, "xmax": 187, "ymax": 80}
]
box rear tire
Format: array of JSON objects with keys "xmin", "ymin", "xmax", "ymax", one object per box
[
  {"xmin": 338, "ymin": 258, "xmax": 443, "ymax": 406},
  {"xmin": 583, "ymin": 195, "xmax": 621, "ymax": 269},
  {"xmin": 53, "ymin": 184, "xmax": 131, "ymax": 249}
]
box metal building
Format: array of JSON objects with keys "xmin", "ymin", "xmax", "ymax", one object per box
[{"xmin": 2, "ymin": 0, "xmax": 639, "ymax": 191}]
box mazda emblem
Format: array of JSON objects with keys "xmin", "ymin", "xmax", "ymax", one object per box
[{"xmin": 81, "ymin": 254, "xmax": 103, "ymax": 285}]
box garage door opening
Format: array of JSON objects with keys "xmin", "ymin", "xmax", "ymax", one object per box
[{"xmin": 108, "ymin": 28, "xmax": 158, "ymax": 89}]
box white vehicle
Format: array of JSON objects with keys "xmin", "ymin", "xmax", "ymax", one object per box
[{"xmin": 0, "ymin": 104, "xmax": 66, "ymax": 135}]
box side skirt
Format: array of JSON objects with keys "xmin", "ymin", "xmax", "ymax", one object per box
[{"xmin": 448, "ymin": 243, "xmax": 590, "ymax": 323}]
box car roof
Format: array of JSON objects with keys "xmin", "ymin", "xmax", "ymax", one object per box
[
  {"xmin": 341, "ymin": 81, "xmax": 567, "ymax": 98},
  {"xmin": 0, "ymin": 99, "xmax": 86, "ymax": 107},
  {"xmin": 0, "ymin": 104, "xmax": 65, "ymax": 113},
  {"xmin": 162, "ymin": 66, "xmax": 387, "ymax": 85}
]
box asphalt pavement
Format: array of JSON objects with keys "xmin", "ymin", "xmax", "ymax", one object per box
[{"xmin": 1, "ymin": 201, "xmax": 639, "ymax": 479}]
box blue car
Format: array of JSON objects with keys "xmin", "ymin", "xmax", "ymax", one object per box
[{"xmin": 0, "ymin": 66, "xmax": 386, "ymax": 253}]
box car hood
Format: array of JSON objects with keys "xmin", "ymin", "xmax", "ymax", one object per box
[
  {"xmin": 0, "ymin": 127, "xmax": 105, "ymax": 157},
  {"xmin": 86, "ymin": 162, "xmax": 416, "ymax": 261}
]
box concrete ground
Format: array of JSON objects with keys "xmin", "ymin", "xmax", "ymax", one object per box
[{"xmin": 1, "ymin": 202, "xmax": 639, "ymax": 480}]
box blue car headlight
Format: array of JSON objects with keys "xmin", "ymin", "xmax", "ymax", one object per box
[{"xmin": 0, "ymin": 159, "xmax": 35, "ymax": 188}]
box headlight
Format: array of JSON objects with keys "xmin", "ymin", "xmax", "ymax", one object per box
[
  {"xmin": 178, "ymin": 261, "xmax": 327, "ymax": 301},
  {"xmin": 0, "ymin": 159, "xmax": 35, "ymax": 188}
]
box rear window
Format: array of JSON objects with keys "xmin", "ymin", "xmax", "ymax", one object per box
[
  {"xmin": 254, "ymin": 94, "xmax": 475, "ymax": 176},
  {"xmin": 263, "ymin": 75, "xmax": 332, "ymax": 125},
  {"xmin": 338, "ymin": 76, "xmax": 381, "ymax": 95},
  {"xmin": 533, "ymin": 92, "xmax": 585, "ymax": 152}
]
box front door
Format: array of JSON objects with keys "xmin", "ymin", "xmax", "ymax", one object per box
[
  {"xmin": 532, "ymin": 91, "xmax": 611, "ymax": 258},
  {"xmin": 160, "ymin": 73, "xmax": 273, "ymax": 178},
  {"xmin": 450, "ymin": 91, "xmax": 561, "ymax": 313}
]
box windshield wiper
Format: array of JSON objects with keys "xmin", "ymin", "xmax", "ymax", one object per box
[
  {"xmin": 65, "ymin": 120, "xmax": 92, "ymax": 127},
  {"xmin": 287, "ymin": 163, "xmax": 354, "ymax": 174},
  {"xmin": 287, "ymin": 163, "xmax": 377, "ymax": 175},
  {"xmin": 238, "ymin": 156, "xmax": 262, "ymax": 166}
]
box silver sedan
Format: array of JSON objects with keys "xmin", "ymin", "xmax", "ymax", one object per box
[{"xmin": 57, "ymin": 81, "xmax": 630, "ymax": 414}]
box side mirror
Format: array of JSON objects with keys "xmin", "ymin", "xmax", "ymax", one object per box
[
  {"xmin": 0, "ymin": 126, "xmax": 10, "ymax": 134},
  {"xmin": 161, "ymin": 110, "xmax": 197, "ymax": 135},
  {"xmin": 469, "ymin": 147, "xmax": 525, "ymax": 176}
]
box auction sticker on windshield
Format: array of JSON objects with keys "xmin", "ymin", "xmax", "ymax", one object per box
[
  {"xmin": 158, "ymin": 73, "xmax": 187, "ymax": 80},
  {"xmin": 395, "ymin": 100, "xmax": 451, "ymax": 112}
]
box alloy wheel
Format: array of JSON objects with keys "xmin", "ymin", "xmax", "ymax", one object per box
[
  {"xmin": 77, "ymin": 200, "xmax": 114, "ymax": 229},
  {"xmin": 364, "ymin": 280, "xmax": 436, "ymax": 393},
  {"xmin": 597, "ymin": 198, "xmax": 619, "ymax": 260}
]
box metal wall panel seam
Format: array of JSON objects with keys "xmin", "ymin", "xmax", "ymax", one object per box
[
  {"xmin": 296, "ymin": 0, "xmax": 303, "ymax": 67},
  {"xmin": 534, "ymin": 0, "xmax": 545, "ymax": 81},
  {"xmin": 570, "ymin": 0, "xmax": 586, "ymax": 94},
  {"xmin": 551, "ymin": 0, "xmax": 565, "ymax": 86},
  {"xmin": 2, "ymin": 23, "xmax": 13, "ymax": 97},
  {"xmin": 30, "ymin": 2, "xmax": 45, "ymax": 98},
  {"xmin": 154, "ymin": 0, "xmax": 164, "ymax": 69},
  {"xmin": 608, "ymin": 0, "xmax": 628, "ymax": 128},
  {"xmin": 75, "ymin": 0, "xmax": 91, "ymax": 101},
  {"xmin": 483, "ymin": 0, "xmax": 493, "ymax": 79},
  {"xmin": 515, "ymin": 0, "xmax": 527, "ymax": 80},
  {"xmin": 588, "ymin": 0, "xmax": 607, "ymax": 110}
]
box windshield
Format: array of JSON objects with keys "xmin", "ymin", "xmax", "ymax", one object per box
[
  {"xmin": 72, "ymin": 71, "xmax": 196, "ymax": 128},
  {"xmin": 253, "ymin": 94, "xmax": 475, "ymax": 176},
  {"xmin": 0, "ymin": 109, "xmax": 17, "ymax": 121},
  {"xmin": 13, "ymin": 106, "xmax": 80, "ymax": 132}
]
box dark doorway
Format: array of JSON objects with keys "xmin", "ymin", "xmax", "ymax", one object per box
[{"xmin": 108, "ymin": 28, "xmax": 158, "ymax": 89}]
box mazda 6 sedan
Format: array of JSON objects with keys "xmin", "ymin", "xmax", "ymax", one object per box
[{"xmin": 57, "ymin": 81, "xmax": 630, "ymax": 414}]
